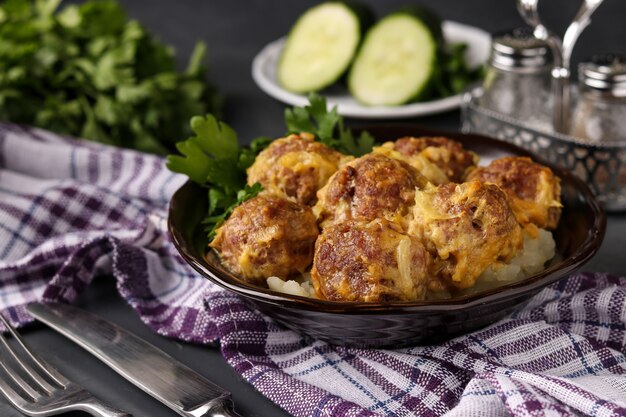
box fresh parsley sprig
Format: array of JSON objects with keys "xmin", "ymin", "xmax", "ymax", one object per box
[
  {"xmin": 433, "ymin": 43, "xmax": 484, "ymax": 97},
  {"xmin": 285, "ymin": 93, "xmax": 376, "ymax": 156},
  {"xmin": 202, "ymin": 183, "xmax": 263, "ymax": 240},
  {"xmin": 166, "ymin": 115, "xmax": 268, "ymax": 240}
]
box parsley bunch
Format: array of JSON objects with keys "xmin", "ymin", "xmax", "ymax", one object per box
[
  {"xmin": 0, "ymin": 0, "xmax": 220, "ymax": 154},
  {"xmin": 433, "ymin": 43, "xmax": 484, "ymax": 97},
  {"xmin": 167, "ymin": 94, "xmax": 376, "ymax": 240}
]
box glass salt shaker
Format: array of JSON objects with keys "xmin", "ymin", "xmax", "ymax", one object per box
[
  {"xmin": 570, "ymin": 54, "xmax": 626, "ymax": 143},
  {"xmin": 480, "ymin": 27, "xmax": 554, "ymax": 131}
]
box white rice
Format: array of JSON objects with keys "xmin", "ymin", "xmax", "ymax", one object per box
[
  {"xmin": 267, "ymin": 229, "xmax": 556, "ymax": 300},
  {"xmin": 267, "ymin": 272, "xmax": 317, "ymax": 298},
  {"xmin": 479, "ymin": 228, "xmax": 556, "ymax": 283}
]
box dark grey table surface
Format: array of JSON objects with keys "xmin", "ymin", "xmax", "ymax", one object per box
[{"xmin": 3, "ymin": 1, "xmax": 626, "ymax": 416}]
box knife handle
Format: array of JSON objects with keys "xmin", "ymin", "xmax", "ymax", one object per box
[{"xmin": 76, "ymin": 395, "xmax": 132, "ymax": 417}]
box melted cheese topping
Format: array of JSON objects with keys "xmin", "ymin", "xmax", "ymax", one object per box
[
  {"xmin": 373, "ymin": 144, "xmax": 449, "ymax": 185},
  {"xmin": 411, "ymin": 181, "xmax": 523, "ymax": 289},
  {"xmin": 279, "ymin": 151, "xmax": 341, "ymax": 190}
]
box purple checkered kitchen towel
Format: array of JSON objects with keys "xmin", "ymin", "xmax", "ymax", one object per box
[{"xmin": 1, "ymin": 123, "xmax": 625, "ymax": 417}]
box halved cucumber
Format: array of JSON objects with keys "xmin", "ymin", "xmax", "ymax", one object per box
[
  {"xmin": 278, "ymin": 2, "xmax": 372, "ymax": 93},
  {"xmin": 348, "ymin": 8, "xmax": 442, "ymax": 106}
]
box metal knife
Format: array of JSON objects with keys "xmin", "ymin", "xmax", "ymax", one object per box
[{"xmin": 26, "ymin": 302, "xmax": 242, "ymax": 417}]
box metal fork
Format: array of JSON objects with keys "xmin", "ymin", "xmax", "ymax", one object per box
[{"xmin": 0, "ymin": 313, "xmax": 131, "ymax": 416}]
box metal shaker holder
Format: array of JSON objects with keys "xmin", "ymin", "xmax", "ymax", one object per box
[
  {"xmin": 461, "ymin": 0, "xmax": 626, "ymax": 210},
  {"xmin": 462, "ymin": 87, "xmax": 626, "ymax": 210}
]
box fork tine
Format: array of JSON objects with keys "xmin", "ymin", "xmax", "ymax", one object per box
[
  {"xmin": 0, "ymin": 314, "xmax": 69, "ymax": 391},
  {"xmin": 0, "ymin": 368, "xmax": 32, "ymax": 410},
  {"xmin": 0, "ymin": 313, "xmax": 64, "ymax": 394},
  {"xmin": 0, "ymin": 335, "xmax": 43, "ymax": 402}
]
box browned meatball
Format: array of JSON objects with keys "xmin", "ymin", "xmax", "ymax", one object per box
[
  {"xmin": 210, "ymin": 195, "xmax": 319, "ymax": 284},
  {"xmin": 311, "ymin": 219, "xmax": 431, "ymax": 302},
  {"xmin": 314, "ymin": 153, "xmax": 428, "ymax": 228},
  {"xmin": 374, "ymin": 137, "xmax": 478, "ymax": 184},
  {"xmin": 409, "ymin": 180, "xmax": 523, "ymax": 290},
  {"xmin": 467, "ymin": 157, "xmax": 562, "ymax": 230},
  {"xmin": 247, "ymin": 133, "xmax": 351, "ymax": 205}
]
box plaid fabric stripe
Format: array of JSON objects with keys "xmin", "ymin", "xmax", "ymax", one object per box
[{"xmin": 1, "ymin": 123, "xmax": 625, "ymax": 417}]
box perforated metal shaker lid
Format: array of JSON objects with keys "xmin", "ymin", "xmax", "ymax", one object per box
[
  {"xmin": 579, "ymin": 54, "xmax": 626, "ymax": 98},
  {"xmin": 489, "ymin": 27, "xmax": 552, "ymax": 73}
]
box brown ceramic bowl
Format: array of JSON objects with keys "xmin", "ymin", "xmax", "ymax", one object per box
[{"xmin": 168, "ymin": 126, "xmax": 606, "ymax": 348}]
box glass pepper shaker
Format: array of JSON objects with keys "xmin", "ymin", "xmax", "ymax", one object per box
[
  {"xmin": 480, "ymin": 27, "xmax": 554, "ymax": 131},
  {"xmin": 570, "ymin": 54, "xmax": 626, "ymax": 143}
]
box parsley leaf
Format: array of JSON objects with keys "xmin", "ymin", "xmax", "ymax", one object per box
[
  {"xmin": 434, "ymin": 42, "xmax": 484, "ymax": 97},
  {"xmin": 167, "ymin": 114, "xmax": 249, "ymax": 194},
  {"xmin": 285, "ymin": 93, "xmax": 376, "ymax": 156},
  {"xmin": 337, "ymin": 120, "xmax": 376, "ymax": 157},
  {"xmin": 202, "ymin": 183, "xmax": 263, "ymax": 240},
  {"xmin": 238, "ymin": 136, "xmax": 273, "ymax": 170}
]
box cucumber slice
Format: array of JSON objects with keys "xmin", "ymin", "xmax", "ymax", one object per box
[
  {"xmin": 348, "ymin": 9, "xmax": 442, "ymax": 106},
  {"xmin": 278, "ymin": 2, "xmax": 372, "ymax": 93}
]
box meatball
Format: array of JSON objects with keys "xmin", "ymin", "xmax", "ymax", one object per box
[
  {"xmin": 210, "ymin": 195, "xmax": 319, "ymax": 284},
  {"xmin": 314, "ymin": 153, "xmax": 428, "ymax": 228},
  {"xmin": 311, "ymin": 219, "xmax": 431, "ymax": 302},
  {"xmin": 247, "ymin": 133, "xmax": 350, "ymax": 205},
  {"xmin": 409, "ymin": 180, "xmax": 523, "ymax": 290},
  {"xmin": 374, "ymin": 136, "xmax": 478, "ymax": 184},
  {"xmin": 467, "ymin": 156, "xmax": 562, "ymax": 230}
]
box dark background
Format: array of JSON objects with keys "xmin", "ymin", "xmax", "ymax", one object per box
[{"xmin": 2, "ymin": 1, "xmax": 626, "ymax": 416}]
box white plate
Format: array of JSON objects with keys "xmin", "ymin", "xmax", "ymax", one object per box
[{"xmin": 252, "ymin": 21, "xmax": 491, "ymax": 119}]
